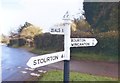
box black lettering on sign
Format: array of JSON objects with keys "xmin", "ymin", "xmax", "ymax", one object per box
[
  {"xmin": 40, "ymin": 59, "xmax": 44, "ymax": 63},
  {"xmin": 81, "ymin": 43, "xmax": 84, "ymax": 45},
  {"xmin": 54, "ymin": 29, "xmax": 57, "ymax": 32},
  {"xmin": 51, "ymin": 28, "xmax": 63, "ymax": 33},
  {"xmin": 61, "ymin": 54, "xmax": 63, "ymax": 58},
  {"xmin": 51, "ymin": 28, "xmax": 54, "ymax": 32},
  {"xmin": 82, "ymin": 39, "xmax": 86, "ymax": 42},
  {"xmin": 34, "ymin": 55, "xmax": 59, "ymax": 65},
  {"xmin": 54, "ymin": 28, "xmax": 60, "ymax": 32},
  {"xmin": 71, "ymin": 39, "xmax": 74, "ymax": 42},
  {"xmin": 71, "ymin": 43, "xmax": 74, "ymax": 46},
  {"xmin": 58, "ymin": 28, "xmax": 60, "ymax": 32},
  {"xmin": 86, "ymin": 43, "xmax": 90, "ymax": 45},
  {"xmin": 49, "ymin": 56, "xmax": 52, "ymax": 61},
  {"xmin": 47, "ymin": 57, "xmax": 50, "ymax": 61},
  {"xmin": 75, "ymin": 43, "xmax": 79, "ymax": 46},
  {"xmin": 52, "ymin": 56, "xmax": 55, "ymax": 60},
  {"xmin": 38, "ymin": 59, "xmax": 40, "ymax": 64},
  {"xmin": 71, "ymin": 38, "xmax": 86, "ymax": 42},
  {"xmin": 33, "ymin": 60, "xmax": 37, "ymax": 65},
  {"xmin": 76, "ymin": 39, "xmax": 79, "ymax": 42},
  {"xmin": 62, "ymin": 29, "xmax": 64, "ymax": 32},
  {"xmin": 53, "ymin": 56, "xmax": 58, "ymax": 60}
]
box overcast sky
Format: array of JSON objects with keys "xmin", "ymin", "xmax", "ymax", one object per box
[{"xmin": 0, "ymin": 0, "xmax": 84, "ymax": 35}]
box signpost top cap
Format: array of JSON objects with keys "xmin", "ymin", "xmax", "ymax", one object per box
[{"xmin": 62, "ymin": 11, "xmax": 72, "ymax": 20}]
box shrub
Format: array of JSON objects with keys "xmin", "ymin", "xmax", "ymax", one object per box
[
  {"xmin": 7, "ymin": 39, "xmax": 18, "ymax": 46},
  {"xmin": 7, "ymin": 38, "xmax": 26, "ymax": 47},
  {"xmin": 18, "ymin": 38, "xmax": 26, "ymax": 46},
  {"xmin": 34, "ymin": 33, "xmax": 64, "ymax": 51},
  {"xmin": 96, "ymin": 31, "xmax": 118, "ymax": 55}
]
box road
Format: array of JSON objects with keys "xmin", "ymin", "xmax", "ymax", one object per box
[{"xmin": 1, "ymin": 45, "xmax": 118, "ymax": 81}]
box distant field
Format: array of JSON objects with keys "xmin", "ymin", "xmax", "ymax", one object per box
[{"xmin": 39, "ymin": 70, "xmax": 117, "ymax": 81}]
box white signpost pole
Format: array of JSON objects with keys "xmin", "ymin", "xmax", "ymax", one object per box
[{"xmin": 63, "ymin": 11, "xmax": 71, "ymax": 83}]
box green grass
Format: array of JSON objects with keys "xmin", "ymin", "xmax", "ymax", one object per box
[
  {"xmin": 12, "ymin": 44, "xmax": 19, "ymax": 48},
  {"xmin": 39, "ymin": 70, "xmax": 117, "ymax": 81},
  {"xmin": 30, "ymin": 48, "xmax": 56, "ymax": 55},
  {"xmin": 30, "ymin": 48, "xmax": 118, "ymax": 62},
  {"xmin": 18, "ymin": 45, "xmax": 118, "ymax": 62},
  {"xmin": 71, "ymin": 52, "xmax": 118, "ymax": 62}
]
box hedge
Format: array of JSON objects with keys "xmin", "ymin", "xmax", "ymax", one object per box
[
  {"xmin": 71, "ymin": 31, "xmax": 118, "ymax": 55},
  {"xmin": 7, "ymin": 38, "xmax": 26, "ymax": 47}
]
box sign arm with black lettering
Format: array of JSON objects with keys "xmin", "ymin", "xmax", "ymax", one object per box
[
  {"xmin": 71, "ymin": 38, "xmax": 98, "ymax": 47},
  {"xmin": 49, "ymin": 26, "xmax": 64, "ymax": 35},
  {"xmin": 27, "ymin": 51, "xmax": 65, "ymax": 68}
]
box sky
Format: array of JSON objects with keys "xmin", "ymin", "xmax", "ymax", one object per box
[{"xmin": 0, "ymin": 0, "xmax": 84, "ymax": 35}]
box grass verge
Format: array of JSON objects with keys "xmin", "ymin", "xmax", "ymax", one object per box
[
  {"xmin": 39, "ymin": 70, "xmax": 117, "ymax": 81},
  {"xmin": 31, "ymin": 48, "xmax": 118, "ymax": 62},
  {"xmin": 30, "ymin": 48, "xmax": 57, "ymax": 55},
  {"xmin": 10, "ymin": 44, "xmax": 19, "ymax": 48},
  {"xmin": 15, "ymin": 45, "xmax": 118, "ymax": 62},
  {"xmin": 71, "ymin": 52, "xmax": 118, "ymax": 62}
]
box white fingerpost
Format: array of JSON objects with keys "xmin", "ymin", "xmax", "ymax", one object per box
[
  {"xmin": 26, "ymin": 11, "xmax": 98, "ymax": 82},
  {"xmin": 63, "ymin": 11, "xmax": 72, "ymax": 82}
]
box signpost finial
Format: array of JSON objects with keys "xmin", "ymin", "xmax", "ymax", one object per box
[
  {"xmin": 63, "ymin": 11, "xmax": 72, "ymax": 24},
  {"xmin": 63, "ymin": 11, "xmax": 71, "ymax": 20}
]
